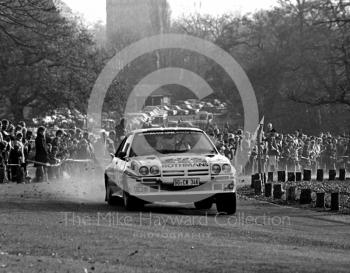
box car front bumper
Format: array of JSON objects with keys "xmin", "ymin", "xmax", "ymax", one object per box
[{"xmin": 109, "ymin": 174, "xmax": 235, "ymax": 203}]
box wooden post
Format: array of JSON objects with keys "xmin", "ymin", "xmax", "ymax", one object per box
[
  {"xmin": 300, "ymin": 189, "xmax": 312, "ymax": 204},
  {"xmin": 331, "ymin": 192, "xmax": 340, "ymax": 211},
  {"xmin": 316, "ymin": 169, "xmax": 323, "ymax": 181},
  {"xmin": 254, "ymin": 180, "xmax": 262, "ymax": 196},
  {"xmin": 265, "ymin": 183, "xmax": 273, "ymax": 197},
  {"xmin": 329, "ymin": 170, "xmax": 336, "ymax": 181},
  {"xmin": 268, "ymin": 171, "xmax": 274, "ymax": 182},
  {"xmin": 260, "ymin": 172, "xmax": 266, "ymax": 184},
  {"xmin": 315, "ymin": 192, "xmax": 325, "ymax": 208},
  {"xmin": 286, "ymin": 186, "xmax": 296, "ymax": 201},
  {"xmin": 303, "ymin": 169, "xmax": 311, "ymax": 181},
  {"xmin": 251, "ymin": 173, "xmax": 259, "ymax": 188},
  {"xmin": 273, "ymin": 184, "xmax": 283, "ymax": 199},
  {"xmin": 287, "ymin": 172, "xmax": 295, "ymax": 182},
  {"xmin": 277, "ymin": 171, "xmax": 286, "ymax": 182},
  {"xmin": 295, "ymin": 172, "xmax": 302, "ymax": 182},
  {"xmin": 339, "ymin": 168, "xmax": 346, "ymax": 181}
]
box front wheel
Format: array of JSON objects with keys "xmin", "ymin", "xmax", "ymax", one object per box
[
  {"xmin": 216, "ymin": 193, "xmax": 236, "ymax": 215},
  {"xmin": 106, "ymin": 184, "xmax": 119, "ymax": 206},
  {"xmin": 194, "ymin": 198, "xmax": 213, "ymax": 210},
  {"xmin": 123, "ymin": 191, "xmax": 144, "ymax": 211}
]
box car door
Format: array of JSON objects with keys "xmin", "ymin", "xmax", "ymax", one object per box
[
  {"xmin": 115, "ymin": 135, "xmax": 133, "ymax": 189},
  {"xmin": 105, "ymin": 136, "xmax": 128, "ymax": 186}
]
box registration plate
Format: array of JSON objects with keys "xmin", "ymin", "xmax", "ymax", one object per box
[
  {"xmin": 173, "ymin": 178, "xmax": 200, "ymax": 186},
  {"xmin": 134, "ymin": 186, "xmax": 149, "ymax": 193}
]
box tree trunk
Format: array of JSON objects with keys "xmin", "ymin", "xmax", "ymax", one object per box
[{"xmin": 11, "ymin": 104, "xmax": 25, "ymax": 123}]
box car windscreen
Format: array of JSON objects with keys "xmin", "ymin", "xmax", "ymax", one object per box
[{"xmin": 129, "ymin": 131, "xmax": 217, "ymax": 157}]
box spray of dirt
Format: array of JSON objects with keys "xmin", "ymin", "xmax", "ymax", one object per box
[{"xmin": 2, "ymin": 163, "xmax": 108, "ymax": 204}]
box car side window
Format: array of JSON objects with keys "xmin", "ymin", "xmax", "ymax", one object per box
[{"xmin": 115, "ymin": 137, "xmax": 128, "ymax": 157}]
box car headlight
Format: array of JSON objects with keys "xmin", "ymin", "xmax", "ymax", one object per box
[
  {"xmin": 212, "ymin": 164, "xmax": 221, "ymax": 174},
  {"xmin": 150, "ymin": 166, "xmax": 160, "ymax": 175},
  {"xmin": 222, "ymin": 164, "xmax": 231, "ymax": 173},
  {"xmin": 139, "ymin": 166, "xmax": 149, "ymax": 176}
]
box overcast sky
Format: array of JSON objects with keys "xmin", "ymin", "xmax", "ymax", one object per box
[{"xmin": 63, "ymin": 0, "xmax": 278, "ymax": 24}]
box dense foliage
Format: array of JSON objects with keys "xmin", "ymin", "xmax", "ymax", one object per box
[
  {"xmin": 0, "ymin": 0, "xmax": 101, "ymax": 121},
  {"xmin": 0, "ymin": 0, "xmax": 349, "ymax": 134}
]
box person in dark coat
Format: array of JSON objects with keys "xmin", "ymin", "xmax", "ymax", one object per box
[
  {"xmin": 115, "ymin": 118, "xmax": 126, "ymax": 148},
  {"xmin": 35, "ymin": 126, "xmax": 49, "ymax": 182},
  {"xmin": 8, "ymin": 133, "xmax": 25, "ymax": 183},
  {"xmin": 0, "ymin": 141, "xmax": 7, "ymax": 184}
]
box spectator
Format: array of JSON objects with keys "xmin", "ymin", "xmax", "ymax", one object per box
[
  {"xmin": 52, "ymin": 129, "xmax": 63, "ymax": 149},
  {"xmin": 115, "ymin": 118, "xmax": 126, "ymax": 142},
  {"xmin": 0, "ymin": 142, "xmax": 6, "ymax": 184},
  {"xmin": 106, "ymin": 132, "xmax": 115, "ymax": 154},
  {"xmin": 48, "ymin": 146, "xmax": 60, "ymax": 180},
  {"xmin": 34, "ymin": 126, "xmax": 49, "ymax": 182},
  {"xmin": 8, "ymin": 133, "xmax": 25, "ymax": 183},
  {"xmin": 142, "ymin": 118, "xmax": 152, "ymax": 129}
]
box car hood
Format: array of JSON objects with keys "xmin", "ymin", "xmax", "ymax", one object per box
[{"xmin": 131, "ymin": 153, "xmax": 231, "ymax": 169}]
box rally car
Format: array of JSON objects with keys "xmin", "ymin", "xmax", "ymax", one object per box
[{"xmin": 104, "ymin": 127, "xmax": 236, "ymax": 214}]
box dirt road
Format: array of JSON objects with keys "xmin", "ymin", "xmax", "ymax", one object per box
[{"xmin": 1, "ymin": 177, "xmax": 350, "ymax": 273}]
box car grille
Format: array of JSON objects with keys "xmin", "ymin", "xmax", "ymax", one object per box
[
  {"xmin": 187, "ymin": 168, "xmax": 209, "ymax": 176},
  {"xmin": 162, "ymin": 169, "xmax": 209, "ymax": 177},
  {"xmin": 162, "ymin": 170, "xmax": 185, "ymax": 177}
]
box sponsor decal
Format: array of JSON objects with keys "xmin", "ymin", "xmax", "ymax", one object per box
[
  {"xmin": 161, "ymin": 157, "xmax": 208, "ymax": 168},
  {"xmin": 162, "ymin": 163, "xmax": 209, "ymax": 169},
  {"xmin": 139, "ymin": 131, "xmax": 198, "ymax": 136},
  {"xmin": 162, "ymin": 157, "xmax": 207, "ymax": 164}
]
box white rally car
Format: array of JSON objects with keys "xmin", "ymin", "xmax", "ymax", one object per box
[{"xmin": 104, "ymin": 127, "xmax": 236, "ymax": 214}]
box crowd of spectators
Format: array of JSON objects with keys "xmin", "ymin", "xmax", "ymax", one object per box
[
  {"xmin": 123, "ymin": 117, "xmax": 350, "ymax": 174},
  {"xmin": 205, "ymin": 122, "xmax": 350, "ymax": 174},
  {"xmin": 0, "ymin": 116, "xmax": 349, "ymax": 184},
  {"xmin": 116, "ymin": 118, "xmax": 350, "ymax": 175},
  {"xmin": 0, "ymin": 119, "xmax": 120, "ymax": 184}
]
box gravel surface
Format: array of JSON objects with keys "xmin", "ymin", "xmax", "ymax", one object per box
[{"xmin": 1, "ymin": 174, "xmax": 350, "ymax": 272}]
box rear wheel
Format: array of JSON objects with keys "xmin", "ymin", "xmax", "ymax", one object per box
[
  {"xmin": 194, "ymin": 198, "xmax": 213, "ymax": 210},
  {"xmin": 216, "ymin": 193, "xmax": 236, "ymax": 215}
]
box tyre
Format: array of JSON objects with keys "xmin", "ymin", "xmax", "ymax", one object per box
[
  {"xmin": 194, "ymin": 198, "xmax": 213, "ymax": 210},
  {"xmin": 123, "ymin": 191, "xmax": 144, "ymax": 211},
  {"xmin": 106, "ymin": 184, "xmax": 119, "ymax": 206},
  {"xmin": 216, "ymin": 192, "xmax": 236, "ymax": 215}
]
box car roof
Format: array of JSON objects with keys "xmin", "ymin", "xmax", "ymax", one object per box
[{"xmin": 131, "ymin": 127, "xmax": 203, "ymax": 134}]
